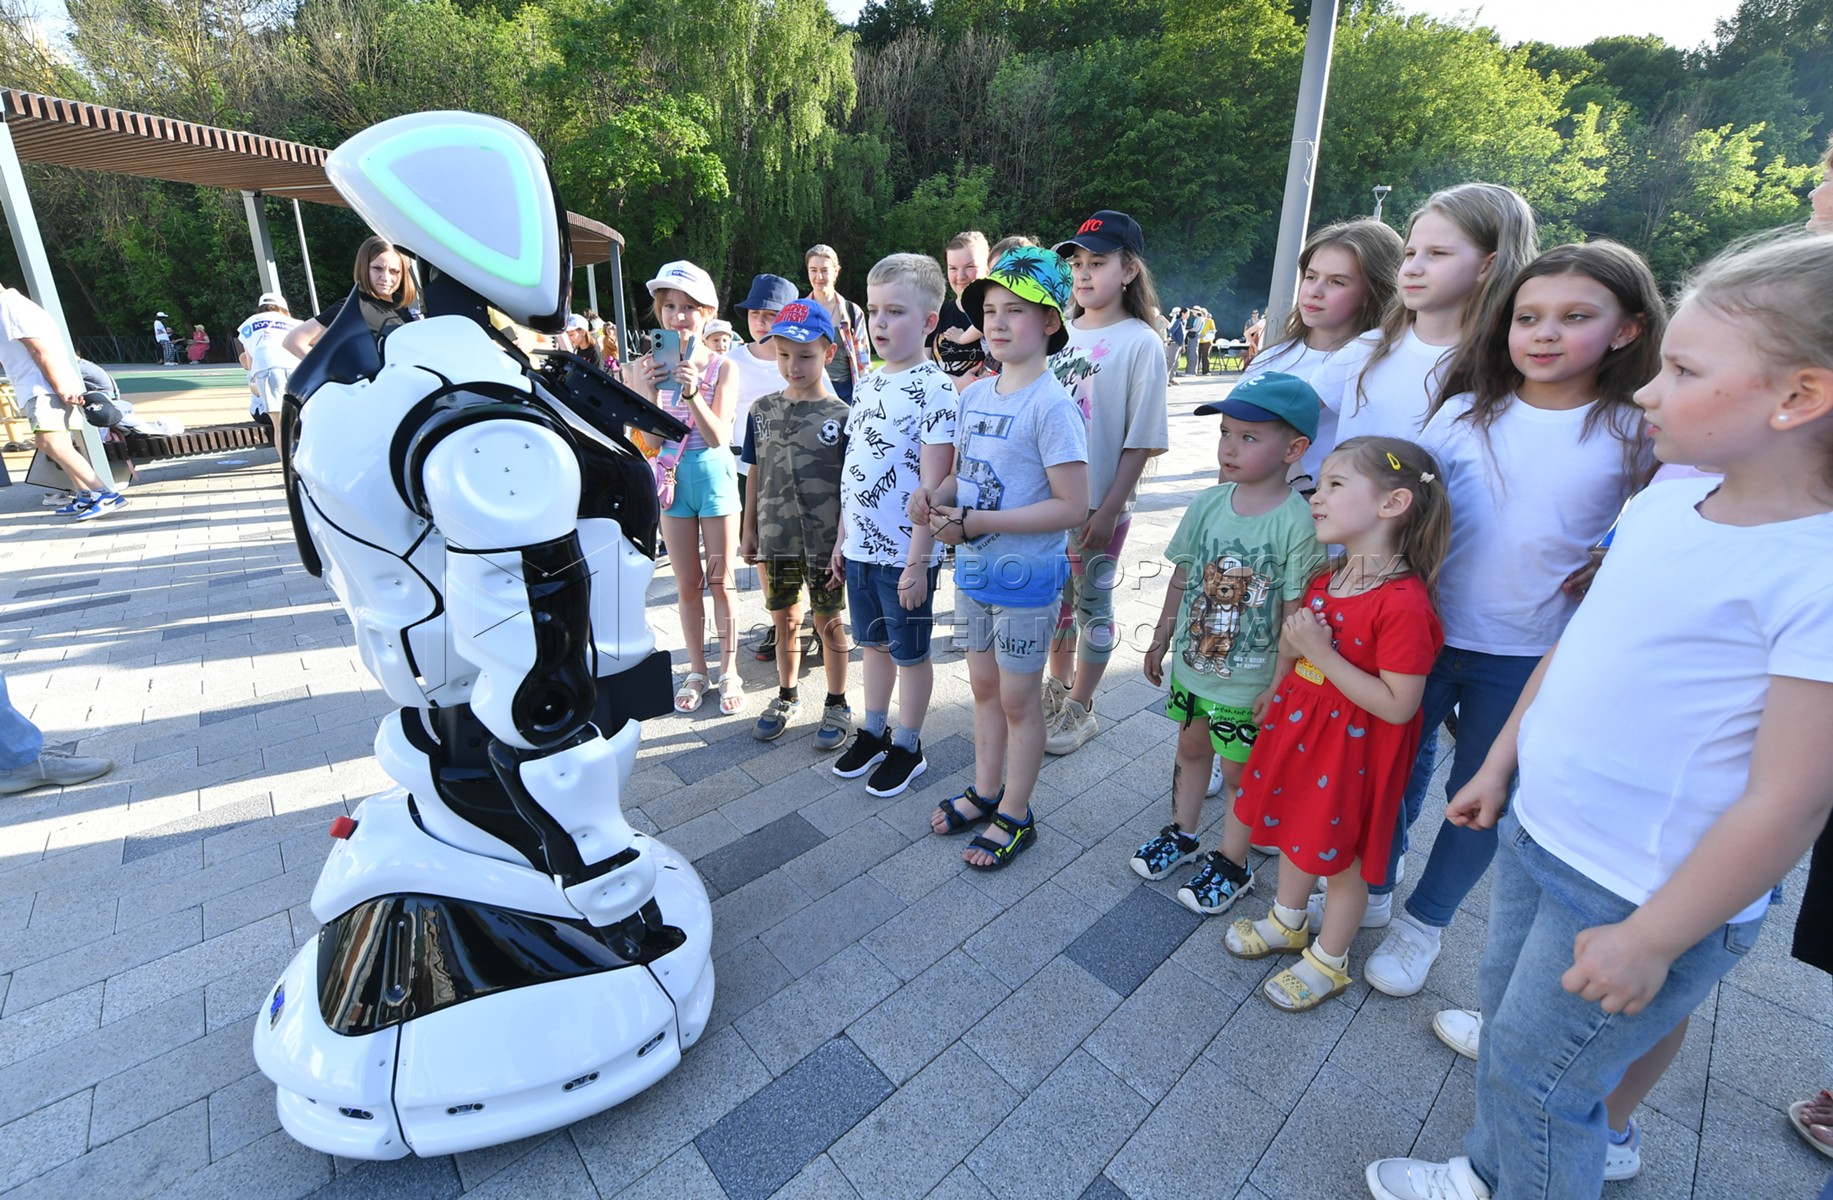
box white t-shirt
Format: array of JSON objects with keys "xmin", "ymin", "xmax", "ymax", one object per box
[
  {"xmin": 841, "ymin": 361, "xmax": 959, "ymax": 566},
  {"xmin": 236, "ymin": 311, "xmax": 303, "ymax": 378},
  {"xmin": 1238, "ymin": 337, "xmax": 1340, "ymax": 481},
  {"xmin": 1514, "ymin": 477, "xmax": 1833, "ymax": 923},
  {"xmin": 0, "ymin": 288, "xmax": 59, "ymax": 400},
  {"xmin": 1420, "ymin": 393, "xmax": 1644, "ymax": 656},
  {"xmin": 725, "ymin": 345, "xmax": 787, "ymax": 471},
  {"xmin": 153, "ymin": 318, "xmax": 169, "ymax": 344},
  {"xmin": 1049, "ymin": 316, "xmax": 1168, "ymax": 513},
  {"xmin": 1311, "ymin": 327, "xmax": 1455, "ymax": 446}
]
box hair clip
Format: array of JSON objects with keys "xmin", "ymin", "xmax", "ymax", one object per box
[
  {"xmin": 1419, "ymin": 472, "xmax": 1435, "ymax": 483},
  {"xmin": 1386, "ymin": 452, "xmax": 1402, "ymax": 470}
]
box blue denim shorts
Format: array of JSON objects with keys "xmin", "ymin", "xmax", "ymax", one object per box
[
  {"xmin": 662, "ymin": 447, "xmax": 739, "ymax": 520},
  {"xmin": 846, "ymin": 560, "xmax": 940, "ymax": 666}
]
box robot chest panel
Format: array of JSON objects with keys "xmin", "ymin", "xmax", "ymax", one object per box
[{"xmin": 293, "ymin": 372, "xmax": 433, "ymax": 554}]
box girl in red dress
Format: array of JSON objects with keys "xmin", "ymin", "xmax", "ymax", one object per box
[{"xmin": 1224, "ymin": 436, "xmax": 1449, "ymax": 1011}]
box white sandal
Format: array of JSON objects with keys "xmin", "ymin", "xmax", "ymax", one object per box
[
  {"xmin": 673, "ymin": 672, "xmax": 710, "ymax": 713},
  {"xmin": 718, "ymin": 674, "xmax": 745, "ymax": 715}
]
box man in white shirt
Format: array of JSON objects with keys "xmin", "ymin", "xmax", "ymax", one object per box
[
  {"xmin": 1, "ymin": 284, "xmax": 124, "ymax": 518},
  {"xmin": 153, "ymin": 311, "xmax": 174, "ymax": 364}
]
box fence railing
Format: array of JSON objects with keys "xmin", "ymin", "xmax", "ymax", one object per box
[{"xmin": 73, "ymin": 329, "xmax": 238, "ymax": 366}]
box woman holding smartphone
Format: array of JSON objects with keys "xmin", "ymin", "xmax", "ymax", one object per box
[{"xmin": 625, "ymin": 261, "xmax": 745, "ymax": 716}]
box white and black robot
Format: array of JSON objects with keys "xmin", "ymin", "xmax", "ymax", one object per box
[{"xmin": 251, "ymin": 111, "xmax": 713, "ymax": 1160}]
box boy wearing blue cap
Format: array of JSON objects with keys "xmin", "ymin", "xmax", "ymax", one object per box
[
  {"xmin": 1138, "ymin": 372, "xmax": 1326, "ymax": 913},
  {"xmin": 740, "ymin": 299, "xmax": 854, "ymax": 748}
]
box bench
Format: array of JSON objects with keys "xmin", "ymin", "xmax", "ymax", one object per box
[{"xmin": 110, "ymin": 421, "xmax": 273, "ymax": 462}]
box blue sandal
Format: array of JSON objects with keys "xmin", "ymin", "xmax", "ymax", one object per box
[
  {"xmin": 966, "ymin": 810, "xmax": 1035, "ymax": 870},
  {"xmin": 933, "ymin": 785, "xmax": 1001, "ymax": 835}
]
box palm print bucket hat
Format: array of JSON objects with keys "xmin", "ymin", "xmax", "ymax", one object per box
[{"xmin": 961, "ymin": 246, "xmax": 1075, "ymax": 355}]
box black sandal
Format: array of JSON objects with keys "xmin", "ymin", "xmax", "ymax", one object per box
[
  {"xmin": 966, "ymin": 810, "xmax": 1035, "ymax": 870},
  {"xmin": 933, "ymin": 785, "xmax": 1001, "ymax": 835}
]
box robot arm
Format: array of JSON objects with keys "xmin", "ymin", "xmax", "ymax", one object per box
[{"xmin": 418, "ymin": 403, "xmax": 654, "ymax": 925}]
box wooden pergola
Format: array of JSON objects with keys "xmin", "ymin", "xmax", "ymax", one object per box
[{"xmin": 0, "ymin": 89, "xmax": 631, "ymax": 399}]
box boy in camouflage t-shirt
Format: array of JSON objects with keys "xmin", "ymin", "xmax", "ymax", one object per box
[{"xmin": 740, "ymin": 299, "xmax": 853, "ymax": 746}]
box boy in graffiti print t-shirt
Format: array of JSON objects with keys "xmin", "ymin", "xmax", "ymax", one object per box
[{"xmin": 831, "ymin": 253, "xmax": 960, "ymax": 797}]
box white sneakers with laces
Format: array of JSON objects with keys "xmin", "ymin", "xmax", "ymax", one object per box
[
  {"xmin": 1431, "ymin": 1008, "xmax": 1481, "ymax": 1060},
  {"xmin": 1365, "ymin": 1155, "xmax": 1490, "ymax": 1200},
  {"xmin": 1365, "ymin": 912, "xmax": 1442, "ymax": 996}
]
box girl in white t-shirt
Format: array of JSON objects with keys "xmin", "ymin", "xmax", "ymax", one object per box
[
  {"xmin": 1042, "ymin": 210, "xmax": 1170, "ymax": 756},
  {"xmin": 1360, "ymin": 242, "xmax": 1665, "ymax": 1000},
  {"xmin": 1313, "ymin": 183, "xmax": 1538, "ymax": 452},
  {"xmin": 1366, "ymin": 232, "xmax": 1833, "ymax": 1200},
  {"xmin": 1241, "ymin": 219, "xmax": 1403, "ymax": 486}
]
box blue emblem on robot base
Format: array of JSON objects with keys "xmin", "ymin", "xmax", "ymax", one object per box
[{"xmin": 250, "ymin": 111, "xmax": 713, "ymax": 1160}]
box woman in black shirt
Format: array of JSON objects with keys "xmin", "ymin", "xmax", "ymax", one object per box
[{"xmin": 281, "ymin": 235, "xmax": 419, "ymax": 358}]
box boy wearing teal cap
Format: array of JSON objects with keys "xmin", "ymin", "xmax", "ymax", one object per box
[{"xmin": 1140, "ymin": 372, "xmax": 1326, "ymax": 914}]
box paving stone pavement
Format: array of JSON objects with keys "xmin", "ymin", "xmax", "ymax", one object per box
[{"xmin": 1, "ymin": 374, "xmax": 1829, "ymax": 1200}]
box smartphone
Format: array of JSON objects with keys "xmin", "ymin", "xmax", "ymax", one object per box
[{"xmin": 649, "ymin": 328, "xmax": 682, "ymax": 372}]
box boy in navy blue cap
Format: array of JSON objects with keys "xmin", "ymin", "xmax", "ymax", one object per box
[
  {"xmin": 731, "ymin": 273, "xmax": 806, "ymax": 663},
  {"xmin": 1138, "ymin": 372, "xmax": 1326, "ymax": 915},
  {"xmin": 739, "ymin": 299, "xmax": 854, "ymax": 748}
]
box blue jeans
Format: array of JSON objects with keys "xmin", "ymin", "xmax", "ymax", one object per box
[
  {"xmin": 0, "ymin": 673, "xmax": 44, "ymax": 770},
  {"xmin": 1467, "ymin": 814, "xmax": 1761, "ymax": 1198},
  {"xmin": 1370, "ymin": 648, "xmax": 1539, "ymax": 919}
]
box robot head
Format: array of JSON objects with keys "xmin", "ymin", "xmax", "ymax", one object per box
[{"xmin": 326, "ymin": 112, "xmax": 572, "ymax": 333}]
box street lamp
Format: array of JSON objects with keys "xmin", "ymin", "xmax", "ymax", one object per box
[{"xmin": 1373, "ymin": 184, "xmax": 1391, "ymax": 221}]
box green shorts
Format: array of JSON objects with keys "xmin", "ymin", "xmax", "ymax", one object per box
[
  {"xmin": 762, "ymin": 557, "xmax": 845, "ymax": 616},
  {"xmin": 1165, "ymin": 675, "xmax": 1259, "ymax": 763}
]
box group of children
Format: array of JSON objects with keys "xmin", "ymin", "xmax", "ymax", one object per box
[{"xmin": 627, "ymin": 182, "xmax": 1833, "ymax": 1199}]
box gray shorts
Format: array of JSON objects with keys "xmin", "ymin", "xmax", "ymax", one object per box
[
  {"xmin": 23, "ymin": 391, "xmax": 78, "ymax": 433},
  {"xmin": 957, "ymin": 592, "xmax": 1056, "ymax": 675}
]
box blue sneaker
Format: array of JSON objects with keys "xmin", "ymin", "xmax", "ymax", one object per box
[
  {"xmin": 54, "ymin": 493, "xmax": 96, "ymax": 516},
  {"xmin": 1178, "ymin": 851, "xmax": 1255, "ymax": 915},
  {"xmin": 813, "ymin": 703, "xmax": 853, "ymax": 753},
  {"xmin": 1130, "ymin": 824, "xmax": 1200, "ymax": 881},
  {"xmin": 73, "ymin": 491, "xmax": 126, "ymax": 521},
  {"xmin": 752, "ymin": 695, "xmax": 801, "ymax": 741}
]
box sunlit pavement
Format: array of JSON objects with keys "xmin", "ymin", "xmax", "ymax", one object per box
[{"xmin": 0, "ymin": 370, "xmax": 1824, "ymax": 1199}]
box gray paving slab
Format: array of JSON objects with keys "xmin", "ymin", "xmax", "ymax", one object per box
[
  {"xmin": 965, "ymin": 1050, "xmax": 1152, "ymax": 1200},
  {"xmin": 830, "ymin": 1042, "xmax": 1018, "ymax": 1199},
  {"xmin": 735, "ymin": 943, "xmax": 902, "ymax": 1076},
  {"xmin": 696, "ymin": 1036, "xmax": 894, "ymax": 1200},
  {"xmin": 964, "ymin": 956, "xmax": 1123, "ymax": 1095},
  {"xmin": 0, "ymin": 1087, "xmax": 91, "ymax": 1192},
  {"xmin": 695, "ymin": 811, "xmax": 828, "ymax": 895},
  {"xmin": 0, "ymin": 384, "xmax": 1812, "ymax": 1200},
  {"xmin": 759, "ymin": 874, "xmax": 907, "ymax": 977},
  {"xmin": 569, "ymin": 1025, "xmax": 771, "ymax": 1196},
  {"xmin": 1105, "ymin": 1056, "xmax": 1284, "ymax": 1200},
  {"xmin": 847, "ymin": 949, "xmax": 1012, "ymax": 1085},
  {"xmin": 1064, "ymin": 881, "xmax": 1200, "ymax": 998},
  {"xmin": 5, "ymin": 1097, "xmax": 209, "ymax": 1200}
]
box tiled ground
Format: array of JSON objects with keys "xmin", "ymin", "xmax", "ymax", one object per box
[{"xmin": 1, "ymin": 373, "xmax": 1829, "ymax": 1200}]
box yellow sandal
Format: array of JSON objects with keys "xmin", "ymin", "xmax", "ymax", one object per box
[
  {"xmin": 1224, "ymin": 912, "xmax": 1310, "ymax": 960},
  {"xmin": 1263, "ymin": 946, "xmax": 1352, "ymax": 1012}
]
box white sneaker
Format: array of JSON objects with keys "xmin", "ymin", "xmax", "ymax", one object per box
[
  {"xmin": 1043, "ymin": 675, "xmax": 1068, "ymax": 722},
  {"xmin": 1604, "ymin": 1117, "xmax": 1641, "ymax": 1181},
  {"xmin": 1365, "ymin": 913, "xmax": 1442, "ymax": 997},
  {"xmin": 1205, "ymin": 757, "xmax": 1224, "ymax": 797},
  {"xmin": 1365, "ymin": 1155, "xmax": 1490, "ymax": 1200},
  {"xmin": 1044, "ymin": 697, "xmax": 1097, "ymax": 755},
  {"xmin": 1431, "ymin": 1008, "xmax": 1481, "ymax": 1060},
  {"xmin": 1309, "ymin": 888, "xmax": 1391, "ymax": 931},
  {"xmin": 1319, "ymin": 853, "xmax": 1405, "ymax": 893}
]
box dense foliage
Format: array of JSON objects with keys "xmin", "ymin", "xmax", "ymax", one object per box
[{"xmin": 0, "ymin": 0, "xmax": 1824, "ymax": 342}]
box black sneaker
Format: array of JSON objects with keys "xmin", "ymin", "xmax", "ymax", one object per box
[
  {"xmin": 1130, "ymin": 824, "xmax": 1200, "ymax": 881},
  {"xmin": 1177, "ymin": 852, "xmax": 1254, "ymax": 915},
  {"xmin": 865, "ymin": 742, "xmax": 927, "ymax": 798},
  {"xmin": 833, "ymin": 728, "xmax": 890, "ymax": 778},
  {"xmin": 753, "ymin": 627, "xmax": 777, "ymax": 661}
]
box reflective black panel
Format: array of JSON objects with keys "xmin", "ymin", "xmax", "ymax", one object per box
[{"xmin": 317, "ymin": 895, "xmax": 685, "ymax": 1037}]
